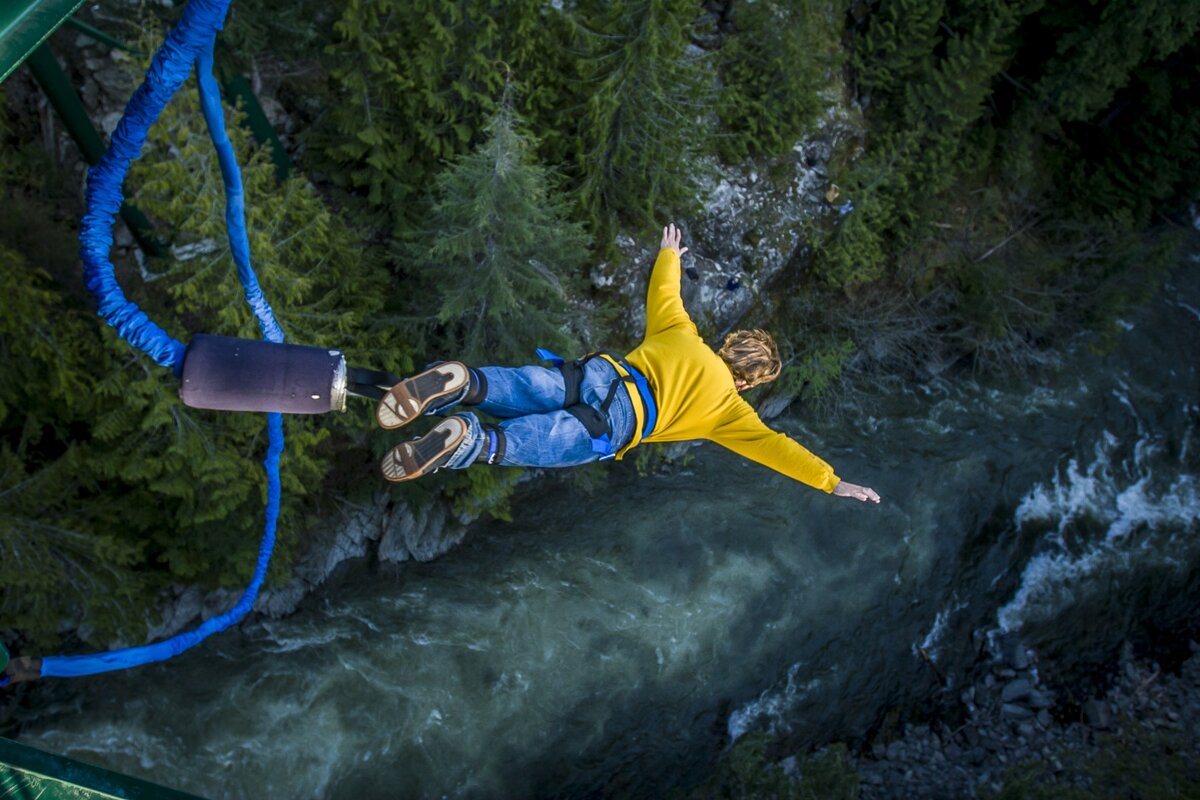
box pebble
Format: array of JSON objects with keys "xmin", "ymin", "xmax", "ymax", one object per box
[
  {"xmin": 1084, "ymin": 698, "xmax": 1112, "ymax": 730},
  {"xmin": 1001, "ymin": 678, "xmax": 1034, "ymax": 702},
  {"xmin": 1002, "ymin": 702, "xmax": 1034, "ymax": 719},
  {"xmin": 1001, "ymin": 634, "xmax": 1030, "ymax": 670}
]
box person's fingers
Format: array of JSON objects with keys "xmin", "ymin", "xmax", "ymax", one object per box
[{"xmin": 680, "ymin": 247, "xmax": 689, "ymax": 256}]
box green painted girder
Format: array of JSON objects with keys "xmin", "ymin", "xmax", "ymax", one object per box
[
  {"xmin": 0, "ymin": 737, "xmax": 208, "ymax": 800},
  {"xmin": 0, "ymin": 0, "xmax": 88, "ymax": 83}
]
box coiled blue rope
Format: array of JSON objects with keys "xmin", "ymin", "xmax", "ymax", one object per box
[{"xmin": 4, "ymin": 0, "xmax": 286, "ymax": 682}]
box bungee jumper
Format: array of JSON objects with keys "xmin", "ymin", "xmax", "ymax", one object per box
[{"xmin": 374, "ymin": 224, "xmax": 882, "ymax": 504}]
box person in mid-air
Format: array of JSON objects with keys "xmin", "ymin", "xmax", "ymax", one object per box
[{"xmin": 375, "ymin": 223, "xmax": 881, "ymax": 504}]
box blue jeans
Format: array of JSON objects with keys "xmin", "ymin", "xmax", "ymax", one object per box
[{"xmin": 435, "ymin": 359, "xmax": 638, "ymax": 469}]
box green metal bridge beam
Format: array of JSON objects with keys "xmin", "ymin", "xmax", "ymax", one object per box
[
  {"xmin": 1, "ymin": 737, "xmax": 208, "ymax": 799},
  {"xmin": 0, "ymin": 0, "xmax": 86, "ymax": 83},
  {"xmin": 25, "ymin": 42, "xmax": 166, "ymax": 257}
]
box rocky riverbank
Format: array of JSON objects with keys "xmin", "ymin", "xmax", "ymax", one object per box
[{"xmin": 850, "ymin": 636, "xmax": 1200, "ymax": 798}]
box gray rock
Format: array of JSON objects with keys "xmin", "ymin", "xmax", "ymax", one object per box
[
  {"xmin": 1028, "ymin": 689, "xmax": 1054, "ymax": 709},
  {"xmin": 1001, "ymin": 678, "xmax": 1034, "ymax": 703},
  {"xmin": 1002, "ymin": 703, "xmax": 1034, "ymax": 719},
  {"xmin": 378, "ymin": 500, "xmax": 466, "ymax": 563},
  {"xmin": 1000, "ymin": 633, "xmax": 1030, "ymax": 670},
  {"xmin": 145, "ymin": 584, "xmax": 203, "ymax": 641},
  {"xmin": 886, "ymin": 740, "xmax": 906, "ymax": 760},
  {"xmin": 1017, "ymin": 722, "xmax": 1036, "ymax": 739},
  {"xmin": 1036, "ymin": 709, "xmax": 1053, "ymax": 727},
  {"xmin": 1084, "ymin": 698, "xmax": 1112, "ymax": 730}
]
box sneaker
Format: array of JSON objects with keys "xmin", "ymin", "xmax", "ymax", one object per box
[
  {"xmin": 375, "ymin": 361, "xmax": 471, "ymax": 430},
  {"xmin": 380, "ymin": 415, "xmax": 470, "ymax": 482}
]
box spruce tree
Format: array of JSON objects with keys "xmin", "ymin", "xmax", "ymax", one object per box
[
  {"xmin": 717, "ymin": 0, "xmax": 841, "ymax": 161},
  {"xmin": 404, "ymin": 92, "xmax": 591, "ymax": 368},
  {"xmin": 573, "ymin": 0, "xmax": 712, "ymax": 238},
  {"xmin": 314, "ymin": 0, "xmax": 561, "ymax": 230}
]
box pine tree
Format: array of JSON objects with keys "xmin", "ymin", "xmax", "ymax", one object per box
[
  {"xmin": 717, "ymin": 0, "xmax": 842, "ymax": 161},
  {"xmin": 404, "ymin": 92, "xmax": 591, "ymax": 368},
  {"xmin": 853, "ymin": 0, "xmax": 946, "ymax": 113},
  {"xmin": 314, "ymin": 0, "xmax": 561, "ymax": 230},
  {"xmin": 0, "ymin": 242, "xmax": 152, "ymax": 647},
  {"xmin": 573, "ymin": 0, "xmax": 712, "ymax": 238}
]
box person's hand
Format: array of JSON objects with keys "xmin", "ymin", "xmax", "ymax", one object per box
[
  {"xmin": 832, "ymin": 481, "xmax": 881, "ymax": 503},
  {"xmin": 660, "ymin": 223, "xmax": 689, "ymax": 257}
]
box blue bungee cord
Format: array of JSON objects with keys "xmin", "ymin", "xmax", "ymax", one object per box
[{"xmin": 1, "ymin": 0, "xmax": 284, "ymax": 684}]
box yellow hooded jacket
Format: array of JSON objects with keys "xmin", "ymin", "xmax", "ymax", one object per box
[{"xmin": 612, "ymin": 248, "xmax": 840, "ymax": 493}]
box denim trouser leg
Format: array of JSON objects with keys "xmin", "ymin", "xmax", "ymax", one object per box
[{"xmin": 437, "ymin": 360, "xmax": 638, "ymax": 469}]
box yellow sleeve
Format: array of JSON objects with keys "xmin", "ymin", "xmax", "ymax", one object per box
[
  {"xmin": 644, "ymin": 248, "xmax": 693, "ymax": 337},
  {"xmin": 711, "ymin": 405, "xmax": 840, "ymax": 492}
]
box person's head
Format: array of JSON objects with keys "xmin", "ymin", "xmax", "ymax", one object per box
[{"xmin": 717, "ymin": 329, "xmax": 781, "ymax": 392}]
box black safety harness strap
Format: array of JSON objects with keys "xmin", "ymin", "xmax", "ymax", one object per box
[
  {"xmin": 346, "ymin": 366, "xmax": 402, "ymax": 401},
  {"xmin": 538, "ymin": 349, "xmax": 653, "ymax": 459}
]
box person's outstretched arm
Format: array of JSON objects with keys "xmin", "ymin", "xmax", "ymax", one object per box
[
  {"xmin": 644, "ymin": 224, "xmax": 693, "ymax": 336},
  {"xmin": 714, "ymin": 408, "xmax": 882, "ymax": 503}
]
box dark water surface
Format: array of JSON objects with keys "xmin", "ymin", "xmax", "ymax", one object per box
[{"xmin": 13, "ymin": 265, "xmax": 1200, "ymax": 798}]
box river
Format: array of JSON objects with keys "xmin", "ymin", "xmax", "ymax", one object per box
[{"xmin": 11, "ymin": 261, "xmax": 1200, "ymax": 798}]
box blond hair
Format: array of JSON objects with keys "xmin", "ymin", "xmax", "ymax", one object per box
[{"xmin": 717, "ymin": 329, "xmax": 781, "ymax": 388}]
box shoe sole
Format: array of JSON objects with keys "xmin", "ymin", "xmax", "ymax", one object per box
[
  {"xmin": 376, "ymin": 362, "xmax": 470, "ymax": 430},
  {"xmin": 380, "ymin": 416, "xmax": 470, "ymax": 482}
]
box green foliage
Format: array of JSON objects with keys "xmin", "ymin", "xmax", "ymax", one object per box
[
  {"xmin": 853, "ymin": 0, "xmax": 945, "ymax": 106},
  {"xmin": 441, "ymin": 466, "xmax": 523, "ymax": 524},
  {"xmin": 717, "ymin": 0, "xmax": 843, "ymax": 161},
  {"xmin": 0, "ymin": 243, "xmax": 153, "ymax": 647},
  {"xmin": 312, "ymin": 0, "xmax": 564, "ymax": 229},
  {"xmin": 799, "ymin": 0, "xmax": 1200, "ymax": 373},
  {"xmin": 980, "ymin": 721, "xmax": 1200, "ymax": 799},
  {"xmin": 1022, "ymin": 1, "xmax": 1200, "ymax": 125},
  {"xmin": 775, "ymin": 339, "xmax": 857, "ymax": 406},
  {"xmin": 402, "ymin": 95, "xmax": 591, "ymax": 367},
  {"xmin": 573, "ymin": 0, "xmax": 713, "ymax": 239},
  {"xmin": 678, "ymin": 734, "xmax": 859, "ymax": 800},
  {"xmin": 219, "ymin": 0, "xmax": 331, "ymax": 69}
]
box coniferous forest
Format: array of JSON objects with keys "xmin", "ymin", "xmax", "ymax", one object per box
[{"xmin": 1, "ymin": 0, "xmax": 1197, "ymax": 672}]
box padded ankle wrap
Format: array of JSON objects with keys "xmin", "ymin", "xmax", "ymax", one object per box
[
  {"xmin": 476, "ymin": 424, "xmax": 507, "ymax": 464},
  {"xmin": 462, "ymin": 368, "xmax": 487, "ymax": 406}
]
